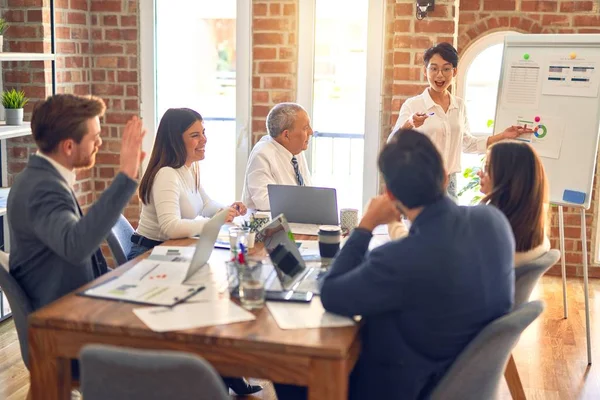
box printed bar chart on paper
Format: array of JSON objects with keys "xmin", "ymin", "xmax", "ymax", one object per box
[{"xmin": 542, "ymin": 56, "xmax": 600, "ymax": 98}]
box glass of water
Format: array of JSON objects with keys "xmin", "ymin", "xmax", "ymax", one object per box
[{"xmin": 237, "ymin": 262, "xmax": 265, "ymax": 310}]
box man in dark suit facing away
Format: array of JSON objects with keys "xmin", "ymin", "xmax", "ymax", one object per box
[
  {"xmin": 8, "ymin": 94, "xmax": 145, "ymax": 311},
  {"xmin": 276, "ymin": 129, "xmax": 515, "ymax": 399}
]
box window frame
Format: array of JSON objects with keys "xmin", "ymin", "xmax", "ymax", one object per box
[
  {"xmin": 297, "ymin": 0, "xmax": 386, "ymax": 207},
  {"xmin": 139, "ymin": 0, "xmax": 252, "ymax": 199},
  {"xmin": 456, "ymin": 30, "xmax": 516, "ymax": 137}
]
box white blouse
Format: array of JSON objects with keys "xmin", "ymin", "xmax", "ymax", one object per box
[
  {"xmin": 135, "ymin": 164, "xmax": 223, "ymax": 241},
  {"xmin": 389, "ymin": 88, "xmax": 487, "ymax": 174}
]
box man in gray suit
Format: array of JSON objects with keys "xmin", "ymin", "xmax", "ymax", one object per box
[{"xmin": 8, "ymin": 94, "xmax": 145, "ymax": 311}]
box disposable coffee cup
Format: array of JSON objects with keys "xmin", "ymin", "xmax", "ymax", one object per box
[{"xmin": 318, "ymin": 225, "xmax": 341, "ymax": 265}]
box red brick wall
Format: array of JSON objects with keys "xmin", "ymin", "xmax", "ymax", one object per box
[
  {"xmin": 54, "ymin": 0, "xmax": 95, "ymax": 208},
  {"xmin": 251, "ymin": 0, "xmax": 298, "ymax": 143},
  {"xmin": 88, "ymin": 0, "xmax": 140, "ymax": 227}
]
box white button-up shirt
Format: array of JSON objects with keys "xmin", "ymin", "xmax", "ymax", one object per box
[
  {"xmin": 389, "ymin": 89, "xmax": 487, "ymax": 174},
  {"xmin": 35, "ymin": 152, "xmax": 77, "ymax": 187},
  {"xmin": 242, "ymin": 135, "xmax": 312, "ymax": 211}
]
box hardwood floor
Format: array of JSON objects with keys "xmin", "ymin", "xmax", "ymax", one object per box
[{"xmin": 1, "ymin": 275, "xmax": 600, "ymax": 399}]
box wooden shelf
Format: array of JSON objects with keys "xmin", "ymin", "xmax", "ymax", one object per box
[
  {"xmin": 0, "ymin": 52, "xmax": 55, "ymax": 62},
  {"xmin": 0, "ymin": 122, "xmax": 31, "ymax": 141}
]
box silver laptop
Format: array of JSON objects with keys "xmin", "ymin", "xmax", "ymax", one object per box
[
  {"xmin": 267, "ymin": 184, "xmax": 339, "ymax": 225},
  {"xmin": 260, "ymin": 214, "xmax": 323, "ymax": 294},
  {"xmin": 148, "ymin": 208, "xmax": 229, "ymax": 280}
]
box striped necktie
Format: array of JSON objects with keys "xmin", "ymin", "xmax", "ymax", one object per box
[{"xmin": 291, "ymin": 156, "xmax": 304, "ymax": 186}]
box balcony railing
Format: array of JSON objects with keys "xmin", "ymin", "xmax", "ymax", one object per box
[{"xmin": 311, "ymin": 131, "xmax": 364, "ymax": 211}]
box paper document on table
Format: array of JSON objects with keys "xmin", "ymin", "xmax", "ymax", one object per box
[
  {"xmin": 80, "ymin": 276, "xmax": 204, "ymax": 307},
  {"xmin": 148, "ymin": 246, "xmax": 195, "ymax": 262},
  {"xmin": 133, "ymin": 300, "xmax": 256, "ymax": 332},
  {"xmin": 266, "ymin": 297, "xmax": 355, "ymax": 330},
  {"xmin": 297, "ymin": 240, "xmax": 320, "ymax": 257},
  {"xmin": 119, "ymin": 259, "xmax": 190, "ymax": 285},
  {"xmin": 289, "ymin": 223, "xmax": 320, "ymax": 236}
]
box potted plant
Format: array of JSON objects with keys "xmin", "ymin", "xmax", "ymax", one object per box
[
  {"xmin": 0, "ymin": 18, "xmax": 7, "ymax": 53},
  {"xmin": 242, "ymin": 215, "xmax": 267, "ymax": 248},
  {"xmin": 2, "ymin": 89, "xmax": 29, "ymax": 126},
  {"xmin": 457, "ymin": 156, "xmax": 485, "ymax": 205}
]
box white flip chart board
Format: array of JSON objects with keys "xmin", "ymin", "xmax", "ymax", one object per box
[{"xmin": 494, "ymin": 34, "xmax": 600, "ymax": 209}]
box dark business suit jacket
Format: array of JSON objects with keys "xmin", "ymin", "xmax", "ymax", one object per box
[
  {"xmin": 8, "ymin": 154, "xmax": 137, "ymax": 310},
  {"xmin": 320, "ymin": 197, "xmax": 516, "ymax": 399}
]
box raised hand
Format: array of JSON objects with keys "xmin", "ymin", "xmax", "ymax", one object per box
[{"xmin": 119, "ymin": 116, "xmax": 146, "ymax": 179}]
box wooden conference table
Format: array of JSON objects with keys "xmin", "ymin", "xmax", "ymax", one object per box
[{"xmin": 27, "ymin": 236, "xmax": 361, "ymax": 400}]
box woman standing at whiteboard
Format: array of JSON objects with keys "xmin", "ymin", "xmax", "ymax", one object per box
[{"xmin": 388, "ymin": 42, "xmax": 531, "ymax": 199}]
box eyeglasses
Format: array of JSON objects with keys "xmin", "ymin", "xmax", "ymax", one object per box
[{"xmin": 427, "ymin": 66, "xmax": 454, "ymax": 75}]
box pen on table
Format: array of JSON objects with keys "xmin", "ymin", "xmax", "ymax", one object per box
[{"xmin": 139, "ymin": 263, "xmax": 160, "ymax": 281}]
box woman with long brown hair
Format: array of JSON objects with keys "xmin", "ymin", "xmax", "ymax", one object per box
[
  {"xmin": 127, "ymin": 107, "xmax": 261, "ymax": 395},
  {"xmin": 128, "ymin": 108, "xmax": 246, "ymax": 259},
  {"xmin": 478, "ymin": 140, "xmax": 550, "ymax": 266}
]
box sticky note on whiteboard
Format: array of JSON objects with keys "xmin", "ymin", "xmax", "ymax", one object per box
[{"xmin": 563, "ymin": 190, "xmax": 586, "ymax": 204}]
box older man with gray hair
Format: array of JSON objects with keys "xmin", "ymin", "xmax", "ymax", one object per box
[{"xmin": 242, "ymin": 102, "xmax": 313, "ymax": 210}]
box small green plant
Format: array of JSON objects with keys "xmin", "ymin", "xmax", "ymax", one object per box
[
  {"xmin": 242, "ymin": 215, "xmax": 264, "ymax": 233},
  {"xmin": 457, "ymin": 166, "xmax": 483, "ymax": 205},
  {"xmin": 1, "ymin": 89, "xmax": 29, "ymax": 109},
  {"xmin": 0, "ymin": 18, "xmax": 7, "ymax": 35}
]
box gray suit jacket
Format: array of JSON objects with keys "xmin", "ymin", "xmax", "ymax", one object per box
[{"xmin": 8, "ymin": 155, "xmax": 138, "ymax": 310}]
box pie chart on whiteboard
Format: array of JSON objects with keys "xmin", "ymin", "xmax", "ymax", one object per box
[
  {"xmin": 534, "ymin": 124, "xmax": 547, "ymax": 139},
  {"xmin": 530, "ymin": 116, "xmax": 564, "ymax": 160}
]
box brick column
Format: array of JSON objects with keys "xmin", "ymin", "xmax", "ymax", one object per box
[
  {"xmin": 251, "ymin": 0, "xmax": 298, "ymax": 144},
  {"xmin": 89, "ymin": 0, "xmax": 140, "ymax": 225}
]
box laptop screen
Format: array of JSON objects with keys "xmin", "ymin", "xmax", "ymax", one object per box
[{"xmin": 260, "ymin": 214, "xmax": 306, "ymax": 283}]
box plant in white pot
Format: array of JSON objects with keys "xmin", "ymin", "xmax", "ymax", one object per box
[
  {"xmin": 241, "ymin": 215, "xmax": 266, "ymax": 248},
  {"xmin": 0, "ymin": 18, "xmax": 7, "ymax": 53},
  {"xmin": 2, "ymin": 89, "xmax": 29, "ymax": 126}
]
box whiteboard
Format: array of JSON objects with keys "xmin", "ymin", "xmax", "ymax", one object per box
[{"xmin": 494, "ymin": 34, "xmax": 600, "ymax": 209}]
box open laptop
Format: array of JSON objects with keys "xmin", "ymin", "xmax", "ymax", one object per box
[
  {"xmin": 148, "ymin": 208, "xmax": 229, "ymax": 280},
  {"xmin": 267, "ymin": 184, "xmax": 338, "ymax": 235},
  {"xmin": 260, "ymin": 214, "xmax": 323, "ymax": 294}
]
